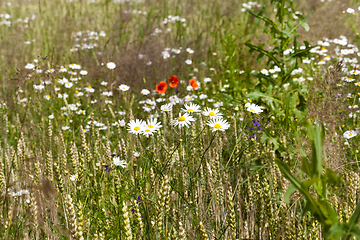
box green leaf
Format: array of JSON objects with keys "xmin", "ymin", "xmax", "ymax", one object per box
[
  {"xmin": 296, "ymin": 92, "xmax": 307, "ymax": 112},
  {"xmin": 245, "ymin": 43, "xmax": 281, "ymax": 67},
  {"xmin": 284, "ymin": 183, "xmax": 297, "ymax": 204},
  {"xmin": 301, "ymin": 157, "xmax": 312, "ymax": 176},
  {"xmin": 327, "ymin": 223, "xmax": 345, "ymax": 240},
  {"xmin": 246, "ymin": 9, "xmax": 280, "ymax": 35},
  {"xmin": 350, "ymin": 227, "xmax": 360, "ymax": 239},
  {"xmin": 287, "ymin": 46, "xmax": 316, "ymax": 59},
  {"xmin": 288, "ymin": 11, "xmax": 312, "ymax": 35},
  {"xmin": 344, "ymin": 201, "xmax": 360, "ymax": 240},
  {"xmin": 301, "ymin": 178, "xmax": 320, "ymax": 190},
  {"xmin": 245, "ymin": 90, "xmax": 283, "ymax": 104},
  {"xmin": 301, "ymin": 22, "xmax": 310, "ymax": 32},
  {"xmin": 252, "ymin": 73, "xmax": 276, "ymax": 85},
  {"xmin": 324, "ymin": 168, "xmax": 343, "ymax": 185}
]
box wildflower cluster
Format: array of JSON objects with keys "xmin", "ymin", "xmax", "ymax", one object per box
[{"xmin": 248, "ymin": 118, "xmax": 261, "ymax": 140}]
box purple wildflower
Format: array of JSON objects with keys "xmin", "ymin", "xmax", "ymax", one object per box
[{"xmin": 105, "ymin": 164, "xmax": 111, "ymax": 172}]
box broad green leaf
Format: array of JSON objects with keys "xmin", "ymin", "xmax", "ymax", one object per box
[
  {"xmin": 301, "ymin": 157, "xmax": 312, "ymax": 176},
  {"xmin": 301, "ymin": 178, "xmax": 320, "ymax": 190},
  {"xmin": 324, "ymin": 168, "xmax": 343, "ymax": 185},
  {"xmin": 327, "ymin": 223, "xmax": 345, "ymax": 240},
  {"xmin": 276, "ymin": 160, "xmax": 328, "ymax": 224},
  {"xmin": 301, "ymin": 22, "xmax": 310, "ymax": 31},
  {"xmin": 284, "ymin": 183, "xmax": 297, "ymax": 204}
]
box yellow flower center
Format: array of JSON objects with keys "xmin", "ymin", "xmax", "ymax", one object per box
[
  {"xmin": 134, "ymin": 126, "xmax": 140, "ymax": 131},
  {"xmin": 147, "ymin": 106, "xmax": 150, "ymax": 108},
  {"xmin": 145, "ymin": 129, "xmax": 150, "ymax": 132},
  {"xmin": 75, "ymin": 90, "xmax": 79, "ymax": 94},
  {"xmin": 149, "ymin": 125, "xmax": 154, "ymax": 128},
  {"xmin": 47, "ymin": 95, "xmax": 50, "ymax": 98},
  {"xmin": 164, "ymin": 109, "xmax": 168, "ymax": 111},
  {"xmin": 209, "ymin": 112, "xmax": 215, "ymax": 116},
  {"xmin": 178, "ymin": 116, "xmax": 186, "ymax": 121},
  {"xmin": 250, "ymin": 109, "xmax": 254, "ymax": 112},
  {"xmin": 187, "ymin": 109, "xmax": 193, "ymax": 112},
  {"xmin": 214, "ymin": 124, "xmax": 221, "ymax": 129},
  {"xmin": 88, "ymin": 86, "xmax": 92, "ymax": 88},
  {"xmin": 48, "ymin": 69, "xmax": 51, "ymax": 71},
  {"xmin": 349, "ymin": 78, "xmax": 353, "ymax": 81},
  {"xmin": 349, "ymin": 134, "xmax": 353, "ymax": 137}
]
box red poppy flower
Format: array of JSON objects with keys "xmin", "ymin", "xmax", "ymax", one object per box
[
  {"xmin": 156, "ymin": 81, "xmax": 168, "ymax": 94},
  {"xmin": 168, "ymin": 75, "xmax": 179, "ymax": 88},
  {"xmin": 189, "ymin": 79, "xmax": 198, "ymax": 90}
]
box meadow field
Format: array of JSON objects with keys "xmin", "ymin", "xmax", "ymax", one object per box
[{"xmin": 1, "ymin": 0, "xmax": 360, "ymax": 239}]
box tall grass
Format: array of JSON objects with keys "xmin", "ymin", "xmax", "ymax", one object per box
[{"xmin": 1, "ymin": 0, "xmax": 360, "ymax": 239}]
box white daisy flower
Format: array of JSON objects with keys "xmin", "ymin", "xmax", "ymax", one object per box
[
  {"xmin": 161, "ymin": 103, "xmax": 173, "ymax": 112},
  {"xmin": 59, "ymin": 66, "xmax": 67, "ymax": 73},
  {"xmin": 58, "ymin": 93, "xmax": 69, "ymax": 99},
  {"xmin": 182, "ymin": 103, "xmax": 201, "ymax": 113},
  {"xmin": 206, "ymin": 118, "xmax": 230, "ymax": 132},
  {"xmin": 141, "ymin": 89, "xmax": 150, "ymax": 95},
  {"xmin": 119, "ymin": 84, "xmax": 130, "ymax": 91},
  {"xmin": 65, "ymin": 82, "xmax": 74, "ymax": 88},
  {"xmin": 245, "ymin": 103, "xmax": 264, "ymax": 114},
  {"xmin": 69, "ymin": 63, "xmax": 81, "ymax": 69},
  {"xmin": 146, "ymin": 118, "xmax": 162, "ymax": 132},
  {"xmin": 74, "ymin": 91, "xmax": 83, "ymax": 97},
  {"xmin": 70, "ymin": 174, "xmax": 78, "ymax": 181},
  {"xmin": 186, "ymin": 48, "xmax": 194, "ymax": 54},
  {"xmin": 107, "ymin": 62, "xmax": 116, "ymax": 69},
  {"xmin": 113, "ymin": 156, "xmax": 127, "ymax": 168},
  {"xmin": 85, "ymin": 86, "xmax": 95, "ymax": 93},
  {"xmin": 127, "ymin": 119, "xmax": 146, "ymax": 135},
  {"xmin": 143, "ymin": 127, "xmax": 156, "ymax": 137},
  {"xmin": 25, "ymin": 63, "xmax": 35, "ymax": 70},
  {"xmin": 80, "ymin": 70, "xmax": 88, "ymax": 75},
  {"xmin": 185, "ymin": 59, "xmax": 192, "ymax": 65},
  {"xmin": 102, "ymin": 91, "xmax": 113, "ymax": 97},
  {"xmin": 171, "ymin": 113, "xmax": 195, "ymax": 128},
  {"xmin": 344, "ymin": 130, "xmax": 358, "ymax": 139},
  {"xmin": 33, "ymin": 84, "xmax": 45, "ymax": 91},
  {"xmin": 118, "ymin": 119, "xmax": 126, "ymax": 127},
  {"xmin": 202, "ymin": 107, "xmax": 222, "ymax": 118}
]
